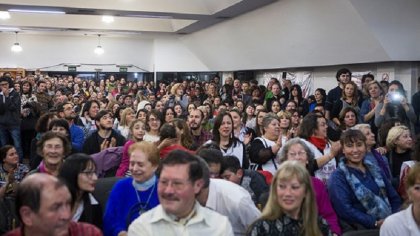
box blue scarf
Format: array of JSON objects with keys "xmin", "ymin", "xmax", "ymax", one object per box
[
  {"xmin": 132, "ymin": 175, "xmax": 156, "ymax": 191},
  {"xmin": 338, "ymin": 158, "xmax": 392, "ymax": 219}
]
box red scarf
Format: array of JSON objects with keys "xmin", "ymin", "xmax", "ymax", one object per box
[{"xmin": 308, "ymin": 136, "xmax": 327, "ymax": 150}]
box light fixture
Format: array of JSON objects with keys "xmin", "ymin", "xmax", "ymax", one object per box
[
  {"xmin": 94, "ymin": 34, "xmax": 104, "ymax": 55},
  {"xmin": 11, "ymin": 32, "xmax": 22, "ymax": 53},
  {"xmin": 102, "ymin": 15, "xmax": 114, "ymax": 23},
  {"xmin": 0, "ymin": 11, "xmax": 10, "ymax": 20},
  {"xmin": 8, "ymin": 9, "xmax": 65, "ymax": 14}
]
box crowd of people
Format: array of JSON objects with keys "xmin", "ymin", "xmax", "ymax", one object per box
[{"xmin": 0, "ymin": 68, "xmax": 419, "ymax": 236}]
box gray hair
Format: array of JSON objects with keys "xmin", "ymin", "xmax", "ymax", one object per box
[
  {"xmin": 262, "ymin": 113, "xmax": 280, "ymax": 132},
  {"xmin": 352, "ymin": 123, "xmax": 371, "ymax": 132},
  {"xmin": 278, "ymin": 138, "xmax": 315, "ymax": 165}
]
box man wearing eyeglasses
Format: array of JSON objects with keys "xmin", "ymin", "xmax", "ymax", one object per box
[
  {"xmin": 0, "ymin": 76, "xmax": 23, "ymax": 161},
  {"xmin": 56, "ymin": 102, "xmax": 85, "ymax": 152},
  {"xmin": 128, "ymin": 150, "xmax": 233, "ymax": 236}
]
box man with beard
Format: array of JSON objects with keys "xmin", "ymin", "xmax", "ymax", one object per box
[
  {"xmin": 188, "ymin": 109, "xmax": 212, "ymax": 150},
  {"xmin": 128, "ymin": 150, "xmax": 233, "ymax": 236},
  {"xmin": 35, "ymin": 79, "xmax": 53, "ymax": 115},
  {"xmin": 56, "ymin": 102, "xmax": 85, "ymax": 152},
  {"xmin": 82, "ymin": 110, "xmax": 125, "ymax": 155}
]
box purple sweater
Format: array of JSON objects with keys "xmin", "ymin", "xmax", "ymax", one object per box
[
  {"xmin": 312, "ymin": 177, "xmax": 342, "ymax": 235},
  {"xmin": 116, "ymin": 140, "xmax": 135, "ymax": 177}
]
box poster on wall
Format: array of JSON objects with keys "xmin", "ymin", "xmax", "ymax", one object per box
[{"xmin": 255, "ymin": 71, "xmax": 314, "ymax": 98}]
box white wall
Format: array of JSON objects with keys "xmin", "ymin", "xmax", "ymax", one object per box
[{"xmin": 0, "ymin": 34, "xmax": 155, "ymax": 72}]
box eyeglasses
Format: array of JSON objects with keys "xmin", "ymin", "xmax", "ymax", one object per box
[
  {"xmin": 81, "ymin": 170, "xmax": 97, "ymax": 178},
  {"xmin": 287, "ymin": 151, "xmax": 307, "ymax": 158}
]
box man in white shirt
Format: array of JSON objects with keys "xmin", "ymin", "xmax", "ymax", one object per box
[
  {"xmin": 196, "ymin": 154, "xmax": 261, "ymax": 236},
  {"xmin": 128, "ymin": 150, "xmax": 233, "ymax": 236}
]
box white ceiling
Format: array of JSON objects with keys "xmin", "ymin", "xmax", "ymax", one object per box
[{"xmin": 0, "ymin": 0, "xmax": 277, "ymax": 37}]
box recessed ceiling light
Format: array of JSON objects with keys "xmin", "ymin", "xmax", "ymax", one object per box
[
  {"xmin": 102, "ymin": 15, "xmax": 114, "ymax": 23},
  {"xmin": 8, "ymin": 9, "xmax": 66, "ymax": 14},
  {"xmin": 0, "ymin": 11, "xmax": 10, "ymax": 19}
]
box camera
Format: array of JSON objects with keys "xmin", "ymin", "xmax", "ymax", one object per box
[{"xmin": 389, "ymin": 92, "xmax": 403, "ymax": 102}]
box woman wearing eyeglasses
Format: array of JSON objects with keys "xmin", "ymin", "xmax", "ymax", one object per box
[
  {"xmin": 104, "ymin": 141, "xmax": 160, "ymax": 236},
  {"xmin": 58, "ymin": 153, "xmax": 102, "ymax": 228}
]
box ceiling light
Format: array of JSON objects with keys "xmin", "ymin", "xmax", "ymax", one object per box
[
  {"xmin": 8, "ymin": 9, "xmax": 66, "ymax": 14},
  {"xmin": 102, "ymin": 15, "xmax": 114, "ymax": 23},
  {"xmin": 0, "ymin": 11, "xmax": 10, "ymax": 20},
  {"xmin": 11, "ymin": 32, "xmax": 22, "ymax": 53},
  {"xmin": 94, "ymin": 34, "xmax": 104, "ymax": 55}
]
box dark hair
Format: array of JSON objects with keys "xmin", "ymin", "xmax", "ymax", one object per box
[
  {"xmin": 361, "ymin": 73, "xmax": 375, "ymax": 84},
  {"xmin": 55, "ymin": 102, "xmax": 71, "ymax": 113},
  {"xmin": 335, "ymin": 68, "xmax": 352, "ymax": 81},
  {"xmin": 340, "ymin": 129, "xmax": 367, "ymax": 146},
  {"xmin": 113, "ymin": 105, "xmax": 126, "ymax": 121},
  {"xmin": 36, "ymin": 79, "xmax": 47, "ymax": 87},
  {"xmin": 411, "ymin": 134, "xmax": 420, "ymax": 162},
  {"xmin": 197, "ymin": 148, "xmax": 224, "ymax": 166},
  {"xmin": 298, "ymin": 113, "xmax": 324, "ymax": 140},
  {"xmin": 35, "ymin": 112, "xmax": 57, "ymax": 133},
  {"xmin": 389, "ymin": 80, "xmax": 407, "ymax": 97},
  {"xmin": 58, "ymin": 153, "xmax": 96, "ymax": 210},
  {"xmin": 315, "ymin": 88, "xmax": 326, "ymax": 104},
  {"xmin": 338, "ymin": 107, "xmax": 359, "ymax": 130},
  {"xmin": 146, "ymin": 110, "xmax": 162, "ymax": 132},
  {"xmin": 48, "ymin": 118, "xmax": 71, "ymax": 137},
  {"xmin": 136, "ymin": 108, "xmax": 148, "ymax": 119},
  {"xmin": 21, "ymin": 81, "xmax": 33, "ymax": 96},
  {"xmin": 220, "ymin": 155, "xmax": 242, "ymax": 174},
  {"xmin": 161, "ymin": 150, "xmax": 204, "ymax": 184},
  {"xmin": 36, "ymin": 131, "xmax": 72, "ymax": 157},
  {"xmin": 290, "ymin": 84, "xmax": 304, "ymax": 103},
  {"xmin": 0, "ymin": 145, "xmax": 15, "ymax": 163},
  {"xmin": 212, "ymin": 111, "xmax": 237, "ymax": 148},
  {"xmin": 81, "ymin": 100, "xmax": 100, "ymax": 118},
  {"xmin": 94, "ymin": 109, "xmax": 112, "ymax": 121},
  {"xmin": 164, "ymin": 107, "xmax": 176, "ymax": 118},
  {"xmin": 160, "ymin": 123, "xmax": 177, "ymax": 141},
  {"xmin": 15, "ymin": 175, "xmax": 67, "ymax": 222}
]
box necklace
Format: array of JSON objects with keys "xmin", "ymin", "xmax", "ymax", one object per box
[{"xmin": 134, "ymin": 181, "xmax": 156, "ymax": 215}]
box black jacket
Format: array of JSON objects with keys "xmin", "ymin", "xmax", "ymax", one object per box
[
  {"xmin": 0, "ymin": 89, "xmax": 21, "ymax": 127},
  {"xmin": 83, "ymin": 129, "xmax": 126, "ymax": 155}
]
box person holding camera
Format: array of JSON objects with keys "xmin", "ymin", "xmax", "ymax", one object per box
[{"xmin": 374, "ymin": 80, "xmax": 416, "ymax": 134}]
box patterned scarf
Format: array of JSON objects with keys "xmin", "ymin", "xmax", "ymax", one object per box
[{"xmin": 338, "ymin": 158, "xmax": 392, "ymax": 219}]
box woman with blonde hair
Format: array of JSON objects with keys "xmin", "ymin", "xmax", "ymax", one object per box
[
  {"xmin": 386, "ymin": 125, "xmax": 413, "ymax": 187},
  {"xmin": 247, "ymin": 160, "xmax": 332, "ymax": 236},
  {"xmin": 167, "ymin": 83, "xmax": 188, "ymax": 109},
  {"xmin": 117, "ymin": 107, "xmax": 135, "ymax": 138}
]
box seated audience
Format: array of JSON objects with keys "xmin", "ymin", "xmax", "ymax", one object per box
[
  {"xmin": 128, "ymin": 150, "xmax": 233, "ymax": 236},
  {"xmin": 397, "ymin": 134, "xmax": 420, "ymax": 200},
  {"xmin": 247, "ymin": 160, "xmax": 332, "ymax": 236},
  {"xmin": 220, "ymin": 155, "xmax": 269, "ymax": 205},
  {"xmin": 328, "ymin": 130, "xmax": 401, "ymax": 231},
  {"xmin": 278, "ymin": 138, "xmax": 341, "ymax": 235},
  {"xmin": 104, "ymin": 142, "xmax": 160, "ymax": 236},
  {"xmin": 59, "ymin": 153, "xmax": 102, "ymax": 228},
  {"xmin": 4, "ymin": 173, "xmax": 102, "ymax": 236},
  {"xmin": 30, "ymin": 131, "xmax": 71, "ymax": 176}
]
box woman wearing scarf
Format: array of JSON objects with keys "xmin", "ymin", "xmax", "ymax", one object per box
[
  {"xmin": 297, "ymin": 113, "xmax": 341, "ymax": 183},
  {"xmin": 328, "ymin": 129, "xmax": 401, "ymax": 232}
]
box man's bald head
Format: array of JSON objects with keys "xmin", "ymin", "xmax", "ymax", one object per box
[{"xmin": 16, "ymin": 174, "xmax": 68, "ymax": 218}]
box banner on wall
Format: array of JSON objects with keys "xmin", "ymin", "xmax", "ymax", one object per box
[{"xmin": 256, "ymin": 71, "xmax": 314, "ymax": 98}]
